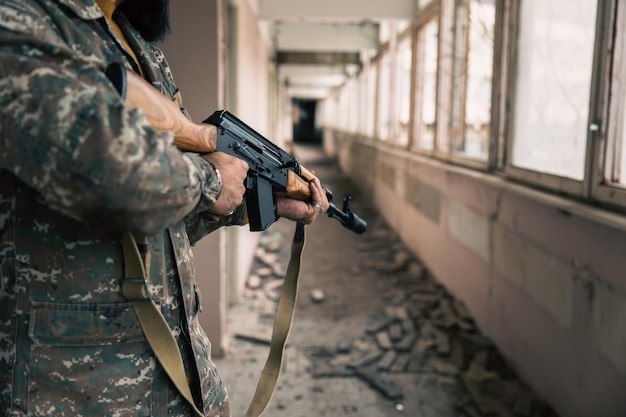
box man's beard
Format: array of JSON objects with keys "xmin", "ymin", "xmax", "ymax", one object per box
[{"xmin": 118, "ymin": 0, "xmax": 171, "ymax": 43}]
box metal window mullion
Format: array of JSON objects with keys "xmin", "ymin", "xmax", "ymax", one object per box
[
  {"xmin": 610, "ymin": 2, "xmax": 626, "ymax": 183},
  {"xmin": 489, "ymin": 0, "xmax": 509, "ymax": 171},
  {"xmin": 590, "ymin": 0, "xmax": 626, "ymax": 208}
]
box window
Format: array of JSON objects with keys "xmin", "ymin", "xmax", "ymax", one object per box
[
  {"xmin": 449, "ymin": 0, "xmax": 496, "ymax": 161},
  {"xmin": 508, "ymin": 0, "xmax": 598, "ymax": 188},
  {"xmin": 394, "ymin": 34, "xmax": 414, "ymax": 146},
  {"xmin": 412, "ymin": 15, "xmax": 439, "ymax": 151},
  {"xmin": 339, "ymin": 85, "xmax": 349, "ymax": 131},
  {"xmin": 319, "ymin": 0, "xmax": 626, "ymax": 213},
  {"xmin": 346, "ymin": 76, "xmax": 358, "ymax": 133},
  {"xmin": 366, "ymin": 62, "xmax": 378, "ymax": 137},
  {"xmin": 593, "ymin": 1, "xmax": 626, "ymax": 207},
  {"xmin": 435, "ymin": 0, "xmax": 495, "ymax": 162},
  {"xmin": 377, "ymin": 51, "xmax": 392, "ymax": 140},
  {"xmin": 357, "ymin": 66, "xmax": 368, "ymax": 136}
]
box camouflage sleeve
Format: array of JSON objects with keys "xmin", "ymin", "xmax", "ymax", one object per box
[
  {"xmin": 0, "ymin": 5, "xmax": 223, "ymax": 235},
  {"xmin": 184, "ymin": 203, "xmax": 248, "ymax": 246}
]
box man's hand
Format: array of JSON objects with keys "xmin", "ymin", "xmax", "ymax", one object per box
[
  {"xmin": 201, "ymin": 152, "xmax": 249, "ymax": 215},
  {"xmin": 276, "ymin": 177, "xmax": 330, "ymax": 225}
]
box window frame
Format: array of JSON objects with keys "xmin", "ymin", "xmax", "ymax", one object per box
[
  {"xmin": 357, "ymin": 60, "xmax": 373, "ymax": 137},
  {"xmin": 345, "ymin": 75, "xmax": 359, "ymax": 134},
  {"xmin": 393, "ymin": 27, "xmax": 415, "ymax": 146},
  {"xmin": 502, "ymin": 0, "xmax": 603, "ymax": 198},
  {"xmin": 447, "ymin": 0, "xmax": 498, "ymax": 167},
  {"xmin": 411, "ymin": 4, "xmax": 440, "ymax": 154},
  {"xmin": 591, "ymin": 1, "xmax": 626, "ymax": 209},
  {"xmin": 491, "ymin": 0, "xmax": 509, "ymax": 170},
  {"xmin": 432, "ymin": 0, "xmax": 494, "ymax": 171},
  {"xmin": 376, "ymin": 46, "xmax": 393, "ymax": 141},
  {"xmin": 321, "ymin": 0, "xmax": 626, "ymax": 216}
]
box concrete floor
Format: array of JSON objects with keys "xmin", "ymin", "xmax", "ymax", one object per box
[{"xmin": 214, "ymin": 145, "xmax": 559, "ymax": 417}]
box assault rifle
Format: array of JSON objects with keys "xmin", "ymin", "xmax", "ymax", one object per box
[{"xmin": 106, "ymin": 63, "xmax": 366, "ymax": 234}]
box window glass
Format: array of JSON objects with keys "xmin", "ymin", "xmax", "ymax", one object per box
[
  {"xmin": 395, "ymin": 35, "xmax": 413, "ymax": 145},
  {"xmin": 335, "ymin": 89, "xmax": 343, "ymax": 131},
  {"xmin": 330, "ymin": 90, "xmax": 338, "ymax": 130},
  {"xmin": 367, "ymin": 64, "xmax": 378, "ymax": 137},
  {"xmin": 378, "ymin": 52, "xmax": 392, "ymax": 140},
  {"xmin": 379, "ymin": 21, "xmax": 392, "ymax": 44},
  {"xmin": 511, "ymin": 0, "xmax": 598, "ymax": 180},
  {"xmin": 346, "ymin": 77, "xmax": 358, "ymax": 133},
  {"xmin": 450, "ymin": 0, "xmax": 495, "ymax": 160},
  {"xmin": 358, "ymin": 70, "xmax": 368, "ymax": 136},
  {"xmin": 413, "ymin": 17, "xmax": 439, "ymax": 151},
  {"xmin": 322, "ymin": 94, "xmax": 334, "ymax": 130}
]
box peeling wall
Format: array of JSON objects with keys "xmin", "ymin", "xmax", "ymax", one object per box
[{"xmin": 328, "ymin": 131, "xmax": 626, "ymax": 417}]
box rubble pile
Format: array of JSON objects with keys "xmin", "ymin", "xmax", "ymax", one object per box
[{"xmin": 243, "ymin": 225, "xmax": 559, "ymax": 417}]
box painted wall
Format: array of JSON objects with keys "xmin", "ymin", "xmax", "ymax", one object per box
[
  {"xmin": 326, "ymin": 131, "xmax": 626, "ymax": 417},
  {"xmin": 161, "ymin": 0, "xmax": 229, "ymax": 356},
  {"xmin": 224, "ymin": 0, "xmax": 274, "ymax": 307},
  {"xmin": 161, "ymin": 0, "xmax": 273, "ymax": 356}
]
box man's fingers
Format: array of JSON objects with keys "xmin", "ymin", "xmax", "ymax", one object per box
[
  {"xmin": 309, "ymin": 178, "xmax": 329, "ymax": 213},
  {"xmin": 201, "ymin": 152, "xmax": 249, "ymax": 215}
]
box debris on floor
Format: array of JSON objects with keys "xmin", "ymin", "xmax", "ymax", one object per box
[{"xmin": 241, "ymin": 223, "xmax": 559, "ymax": 417}]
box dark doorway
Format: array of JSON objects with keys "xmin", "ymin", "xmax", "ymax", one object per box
[{"xmin": 292, "ymin": 99, "xmax": 322, "ymax": 145}]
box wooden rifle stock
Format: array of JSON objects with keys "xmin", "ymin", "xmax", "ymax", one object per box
[{"xmin": 114, "ymin": 66, "xmax": 313, "ymax": 201}]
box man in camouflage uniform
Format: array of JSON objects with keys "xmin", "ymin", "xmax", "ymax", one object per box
[{"xmin": 0, "ymin": 0, "xmax": 329, "ymax": 416}]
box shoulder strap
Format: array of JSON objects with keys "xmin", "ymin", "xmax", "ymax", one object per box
[
  {"xmin": 244, "ymin": 222, "xmax": 305, "ymax": 417},
  {"xmin": 122, "ymin": 223, "xmax": 306, "ymax": 417},
  {"xmin": 122, "ymin": 231, "xmax": 205, "ymax": 417}
]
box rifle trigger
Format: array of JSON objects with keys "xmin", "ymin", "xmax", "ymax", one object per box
[{"xmin": 245, "ymin": 176, "xmax": 255, "ymax": 191}]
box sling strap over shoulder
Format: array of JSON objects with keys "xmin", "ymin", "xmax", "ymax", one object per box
[
  {"xmin": 121, "ymin": 223, "xmax": 306, "ymax": 417},
  {"xmin": 122, "ymin": 231, "xmax": 206, "ymax": 417}
]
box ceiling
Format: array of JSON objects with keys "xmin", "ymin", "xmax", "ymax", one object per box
[{"xmin": 254, "ymin": 0, "xmax": 417, "ymax": 100}]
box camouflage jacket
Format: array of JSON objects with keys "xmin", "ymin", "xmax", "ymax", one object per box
[{"xmin": 0, "ymin": 0, "xmax": 245, "ymax": 416}]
